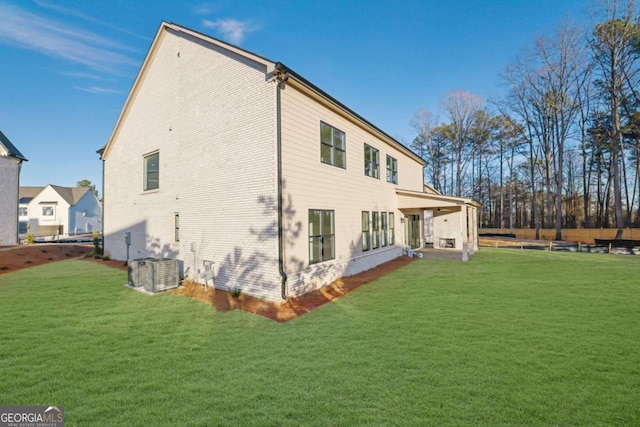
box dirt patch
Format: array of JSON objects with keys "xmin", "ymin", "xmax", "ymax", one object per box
[
  {"xmin": 1, "ymin": 245, "xmax": 416, "ymax": 322},
  {"xmin": 170, "ymin": 256, "xmax": 417, "ymax": 322}
]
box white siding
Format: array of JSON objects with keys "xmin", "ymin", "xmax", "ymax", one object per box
[
  {"xmin": 280, "ymin": 84, "xmax": 424, "ymax": 296},
  {"xmin": 104, "ymin": 28, "xmax": 280, "ymax": 301},
  {"xmin": 69, "ymin": 192, "xmax": 102, "ymax": 235},
  {"xmin": 28, "ymin": 186, "xmax": 70, "ymax": 237},
  {"xmin": 0, "ymin": 156, "xmax": 19, "ymax": 245}
]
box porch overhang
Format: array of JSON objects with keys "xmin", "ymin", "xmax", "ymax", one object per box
[{"xmin": 395, "ymin": 189, "xmax": 480, "ymax": 210}]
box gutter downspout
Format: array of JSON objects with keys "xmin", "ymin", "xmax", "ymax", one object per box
[
  {"xmin": 97, "ymin": 148, "xmax": 105, "ymax": 255},
  {"xmin": 276, "ymin": 65, "xmax": 289, "ymax": 301},
  {"xmin": 16, "ymin": 159, "xmax": 23, "ymax": 244}
]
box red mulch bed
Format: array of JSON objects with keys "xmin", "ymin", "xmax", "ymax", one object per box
[
  {"xmin": 170, "ymin": 256, "xmax": 416, "ymax": 322},
  {"xmin": 1, "ymin": 244, "xmax": 415, "ymax": 322},
  {"xmin": 0, "ymin": 244, "xmax": 94, "ymax": 273}
]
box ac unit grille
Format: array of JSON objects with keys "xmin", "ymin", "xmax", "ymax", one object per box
[{"xmin": 128, "ymin": 258, "xmax": 179, "ymax": 293}]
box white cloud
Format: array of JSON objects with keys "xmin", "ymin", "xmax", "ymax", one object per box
[
  {"xmin": 0, "ymin": 3, "xmax": 138, "ymax": 75},
  {"xmin": 74, "ymin": 86, "xmax": 123, "ymax": 94},
  {"xmin": 61, "ymin": 71, "xmax": 116, "ymax": 81},
  {"xmin": 34, "ymin": 0, "xmax": 150, "ymax": 42},
  {"xmin": 193, "ymin": 3, "xmax": 216, "ymax": 16},
  {"xmin": 202, "ymin": 18, "xmax": 259, "ymax": 45}
]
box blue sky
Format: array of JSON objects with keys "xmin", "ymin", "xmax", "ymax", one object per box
[{"xmin": 1, "ymin": 0, "xmax": 589, "ymax": 190}]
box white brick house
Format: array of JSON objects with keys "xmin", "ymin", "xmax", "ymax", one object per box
[
  {"xmin": 101, "ymin": 22, "xmax": 479, "ymax": 301},
  {"xmin": 0, "ymin": 130, "xmax": 27, "ymax": 245}
]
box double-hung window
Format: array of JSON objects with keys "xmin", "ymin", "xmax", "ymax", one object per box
[
  {"xmin": 18, "ymin": 207, "xmax": 28, "ymax": 217},
  {"xmin": 42, "ymin": 205, "xmax": 55, "ymax": 218},
  {"xmin": 372, "ymin": 211, "xmax": 379, "ymax": 249},
  {"xmin": 386, "ymin": 155, "xmax": 398, "ymax": 184},
  {"xmin": 320, "ymin": 122, "xmax": 346, "ymax": 168},
  {"xmin": 144, "ymin": 151, "xmax": 160, "ymax": 191},
  {"xmin": 309, "ymin": 209, "xmax": 335, "ymax": 264},
  {"xmin": 364, "ymin": 144, "xmax": 380, "ymax": 179},
  {"xmin": 389, "ymin": 212, "xmax": 395, "ymax": 245},
  {"xmin": 362, "ymin": 211, "xmax": 370, "ymax": 252},
  {"xmin": 381, "ymin": 212, "xmax": 388, "ymax": 247}
]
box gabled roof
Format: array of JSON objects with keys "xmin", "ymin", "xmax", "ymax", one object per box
[
  {"xmin": 19, "ymin": 186, "xmax": 45, "ymax": 204},
  {"xmin": 49, "ymin": 185, "xmax": 90, "ymax": 206},
  {"xmin": 423, "ymin": 183, "xmax": 441, "ymax": 195},
  {"xmin": 0, "ymin": 130, "xmax": 27, "ymax": 161},
  {"xmin": 100, "ymin": 21, "xmax": 424, "ymax": 165},
  {"xmin": 19, "ymin": 185, "xmax": 91, "ymax": 206}
]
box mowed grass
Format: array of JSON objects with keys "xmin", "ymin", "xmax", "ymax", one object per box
[{"xmin": 0, "ymin": 250, "xmax": 638, "ymax": 426}]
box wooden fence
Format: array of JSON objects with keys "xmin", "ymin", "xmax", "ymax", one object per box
[{"xmin": 479, "ymin": 228, "xmax": 640, "ymax": 244}]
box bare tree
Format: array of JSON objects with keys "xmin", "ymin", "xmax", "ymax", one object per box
[
  {"xmin": 441, "ymin": 91, "xmax": 483, "ymax": 197},
  {"xmin": 590, "ymin": 0, "xmax": 640, "ymax": 237}
]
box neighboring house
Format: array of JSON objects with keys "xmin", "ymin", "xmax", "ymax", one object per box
[
  {"xmin": 18, "ymin": 185, "xmax": 102, "ymax": 239},
  {"xmin": 0, "ymin": 130, "xmax": 27, "ymax": 245},
  {"xmin": 100, "ymin": 22, "xmax": 479, "ymax": 302}
]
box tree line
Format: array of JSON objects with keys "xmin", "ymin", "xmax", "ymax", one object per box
[{"xmin": 411, "ymin": 0, "xmax": 640, "ymax": 240}]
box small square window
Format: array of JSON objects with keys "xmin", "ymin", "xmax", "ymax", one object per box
[{"xmin": 42, "ymin": 206, "xmax": 55, "ymax": 217}]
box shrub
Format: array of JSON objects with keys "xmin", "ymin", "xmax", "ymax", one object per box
[
  {"xmin": 24, "ymin": 224, "xmax": 35, "ymax": 244},
  {"xmin": 92, "ymin": 231, "xmax": 102, "ymax": 256},
  {"xmin": 231, "ymin": 288, "xmax": 242, "ymax": 299}
]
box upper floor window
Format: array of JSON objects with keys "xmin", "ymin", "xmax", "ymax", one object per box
[
  {"xmin": 42, "ymin": 205, "xmax": 55, "ymax": 217},
  {"xmin": 320, "ymin": 122, "xmax": 346, "ymax": 169},
  {"xmin": 309, "ymin": 209, "xmax": 335, "ymax": 264},
  {"xmin": 18, "ymin": 207, "xmax": 28, "ymax": 217},
  {"xmin": 386, "ymin": 155, "xmax": 398, "ymax": 184},
  {"xmin": 364, "ymin": 144, "xmax": 379, "ymax": 179},
  {"xmin": 144, "ymin": 151, "xmax": 159, "ymax": 191}
]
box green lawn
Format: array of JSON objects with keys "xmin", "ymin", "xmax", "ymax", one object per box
[{"xmin": 0, "ymin": 249, "xmax": 638, "ymax": 426}]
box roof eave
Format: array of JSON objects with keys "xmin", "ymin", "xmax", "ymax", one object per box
[{"xmin": 274, "ymin": 63, "xmax": 426, "ymax": 166}]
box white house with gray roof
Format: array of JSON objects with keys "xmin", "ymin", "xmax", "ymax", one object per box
[
  {"xmin": 0, "ymin": 130, "xmax": 27, "ymax": 245},
  {"xmin": 18, "ymin": 185, "xmax": 102, "ymax": 239},
  {"xmin": 100, "ymin": 22, "xmax": 479, "ymax": 302}
]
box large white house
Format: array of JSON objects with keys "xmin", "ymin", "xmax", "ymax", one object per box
[
  {"xmin": 101, "ymin": 22, "xmax": 479, "ymax": 301},
  {"xmin": 0, "ymin": 130, "xmax": 27, "ymax": 245},
  {"xmin": 18, "ymin": 185, "xmax": 102, "ymax": 239}
]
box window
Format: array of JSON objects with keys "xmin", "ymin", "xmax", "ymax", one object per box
[
  {"xmin": 372, "ymin": 211, "xmax": 379, "ymax": 249},
  {"xmin": 362, "ymin": 211, "xmax": 370, "ymax": 252},
  {"xmin": 320, "ymin": 122, "xmax": 346, "ymax": 168},
  {"xmin": 364, "ymin": 144, "xmax": 380, "ymax": 178},
  {"xmin": 42, "ymin": 205, "xmax": 55, "ymax": 217},
  {"xmin": 144, "ymin": 151, "xmax": 159, "ymax": 191},
  {"xmin": 309, "ymin": 210, "xmax": 335, "ymax": 264},
  {"xmin": 18, "ymin": 207, "xmax": 28, "ymax": 217},
  {"xmin": 174, "ymin": 214, "xmax": 180, "ymax": 242},
  {"xmin": 389, "ymin": 212, "xmax": 395, "ymax": 245},
  {"xmin": 381, "ymin": 212, "xmax": 388, "ymax": 247},
  {"xmin": 386, "ymin": 155, "xmax": 398, "ymax": 184}
]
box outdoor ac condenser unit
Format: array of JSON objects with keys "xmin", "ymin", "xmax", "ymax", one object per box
[{"xmin": 128, "ymin": 258, "xmax": 179, "ymax": 293}]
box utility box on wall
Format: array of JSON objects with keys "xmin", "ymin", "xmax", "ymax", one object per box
[{"xmin": 128, "ymin": 258, "xmax": 179, "ymax": 293}]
